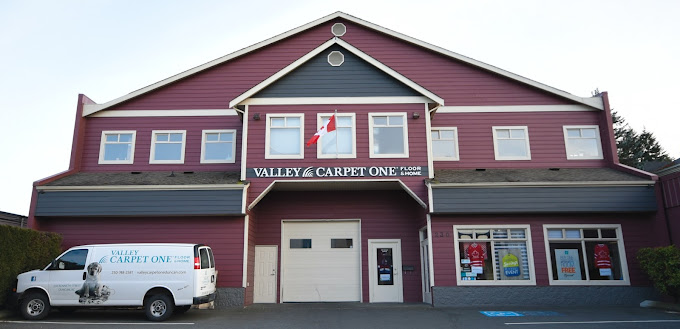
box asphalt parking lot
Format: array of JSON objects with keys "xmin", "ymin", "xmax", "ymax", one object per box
[{"xmin": 2, "ymin": 303, "xmax": 680, "ymax": 329}]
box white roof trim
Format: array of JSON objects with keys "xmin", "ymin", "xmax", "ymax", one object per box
[
  {"xmin": 437, "ymin": 104, "xmax": 598, "ymax": 113},
  {"xmin": 88, "ymin": 109, "xmax": 238, "ymax": 118},
  {"xmin": 241, "ymin": 96, "xmax": 431, "ymax": 105},
  {"xmin": 84, "ymin": 11, "xmax": 602, "ymax": 116},
  {"xmin": 430, "ymin": 181, "xmax": 655, "ymax": 188},
  {"xmin": 247, "ymin": 179, "xmax": 427, "ymax": 210},
  {"xmin": 36, "ymin": 184, "xmax": 246, "ymax": 192},
  {"xmin": 229, "ymin": 38, "xmax": 443, "ymax": 107}
]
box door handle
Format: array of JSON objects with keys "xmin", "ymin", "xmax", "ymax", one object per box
[
  {"xmin": 211, "ymin": 275, "xmax": 215, "ymax": 283},
  {"xmin": 82, "ymin": 272, "xmax": 86, "ymax": 280}
]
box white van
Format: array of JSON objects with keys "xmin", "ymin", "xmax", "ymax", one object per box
[{"xmin": 11, "ymin": 243, "xmax": 216, "ymax": 321}]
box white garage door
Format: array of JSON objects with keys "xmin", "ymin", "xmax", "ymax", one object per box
[{"xmin": 282, "ymin": 221, "xmax": 360, "ymax": 302}]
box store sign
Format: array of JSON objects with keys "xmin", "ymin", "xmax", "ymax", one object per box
[
  {"xmin": 246, "ymin": 166, "xmax": 427, "ymax": 178},
  {"xmin": 555, "ymin": 249, "xmax": 582, "ymax": 280}
]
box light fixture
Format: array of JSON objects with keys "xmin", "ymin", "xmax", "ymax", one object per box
[
  {"xmin": 412, "ymin": 112, "xmax": 420, "ymax": 119},
  {"xmin": 253, "ymin": 113, "xmax": 261, "ymax": 121}
]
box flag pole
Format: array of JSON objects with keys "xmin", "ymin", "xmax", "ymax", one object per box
[{"xmin": 334, "ymin": 109, "xmax": 338, "ymax": 159}]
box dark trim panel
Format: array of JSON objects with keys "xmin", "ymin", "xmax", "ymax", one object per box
[
  {"xmin": 432, "ymin": 185, "xmax": 657, "ymax": 213},
  {"xmin": 35, "ymin": 189, "xmax": 244, "ymax": 216}
]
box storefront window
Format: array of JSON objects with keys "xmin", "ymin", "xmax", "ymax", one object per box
[
  {"xmin": 544, "ymin": 225, "xmax": 629, "ymax": 285},
  {"xmin": 454, "ymin": 225, "xmax": 536, "ymax": 285}
]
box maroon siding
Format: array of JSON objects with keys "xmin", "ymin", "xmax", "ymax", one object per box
[
  {"xmin": 104, "ymin": 19, "xmax": 577, "ymax": 113},
  {"xmin": 430, "ymin": 213, "xmax": 658, "ymax": 287},
  {"xmin": 245, "ymin": 214, "xmax": 257, "ymax": 305},
  {"xmin": 660, "ymin": 171, "xmax": 680, "ymax": 244},
  {"xmin": 80, "ymin": 116, "xmax": 241, "ymax": 172},
  {"xmin": 37, "ymin": 216, "xmax": 245, "ymax": 288},
  {"xmin": 431, "ymin": 111, "xmax": 608, "ymax": 169},
  {"xmin": 251, "ymin": 190, "xmax": 426, "ymax": 303}
]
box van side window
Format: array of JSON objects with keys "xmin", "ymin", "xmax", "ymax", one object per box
[
  {"xmin": 200, "ymin": 248, "xmax": 210, "ymax": 269},
  {"xmin": 208, "ymin": 248, "xmax": 215, "ymax": 269},
  {"xmin": 52, "ymin": 249, "xmax": 88, "ymax": 270}
]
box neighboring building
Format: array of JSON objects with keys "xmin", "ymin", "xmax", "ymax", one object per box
[
  {"xmin": 29, "ymin": 12, "xmax": 666, "ymax": 307},
  {"xmin": 648, "ymin": 159, "xmax": 680, "ymax": 245},
  {"xmin": 0, "ymin": 211, "xmax": 27, "ymax": 227}
]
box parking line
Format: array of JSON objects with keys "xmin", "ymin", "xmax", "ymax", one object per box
[
  {"xmin": 1, "ymin": 321, "xmax": 194, "ymax": 325},
  {"xmin": 506, "ymin": 319, "xmax": 680, "ymax": 325}
]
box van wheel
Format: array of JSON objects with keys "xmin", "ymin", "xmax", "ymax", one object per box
[
  {"xmin": 20, "ymin": 292, "xmax": 50, "ymax": 320},
  {"xmin": 145, "ymin": 294, "xmax": 174, "ymax": 321}
]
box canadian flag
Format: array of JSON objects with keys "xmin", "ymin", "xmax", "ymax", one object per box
[{"xmin": 306, "ymin": 114, "xmax": 336, "ymax": 147}]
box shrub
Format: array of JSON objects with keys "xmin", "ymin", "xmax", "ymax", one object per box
[
  {"xmin": 637, "ymin": 245, "xmax": 680, "ymax": 302},
  {"xmin": 0, "ymin": 225, "xmax": 62, "ymax": 308}
]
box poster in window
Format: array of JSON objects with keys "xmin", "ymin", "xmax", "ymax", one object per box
[
  {"xmin": 555, "ymin": 249, "xmax": 582, "ymax": 280},
  {"xmin": 499, "ymin": 249, "xmax": 522, "ymax": 280}
]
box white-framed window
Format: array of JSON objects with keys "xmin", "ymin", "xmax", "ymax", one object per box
[
  {"xmin": 98, "ymin": 131, "xmax": 136, "ymax": 164},
  {"xmin": 266, "ymin": 113, "xmax": 304, "ymax": 159},
  {"xmin": 149, "ymin": 130, "xmax": 186, "ymax": 164},
  {"xmin": 431, "ymin": 127, "xmax": 459, "ymax": 161},
  {"xmin": 563, "ymin": 125, "xmax": 604, "ymax": 160},
  {"xmin": 543, "ymin": 224, "xmax": 630, "ymax": 286},
  {"xmin": 492, "ymin": 126, "xmax": 531, "ymax": 160},
  {"xmin": 317, "ymin": 113, "xmax": 356, "ymax": 158},
  {"xmin": 201, "ymin": 130, "xmax": 236, "ymax": 164},
  {"xmin": 454, "ymin": 225, "xmax": 536, "ymax": 286},
  {"xmin": 369, "ymin": 112, "xmax": 409, "ymax": 158}
]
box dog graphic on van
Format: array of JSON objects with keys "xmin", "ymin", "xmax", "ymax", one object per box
[{"xmin": 75, "ymin": 262, "xmax": 113, "ymax": 304}]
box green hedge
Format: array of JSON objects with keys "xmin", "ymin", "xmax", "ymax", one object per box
[
  {"xmin": 637, "ymin": 245, "xmax": 680, "ymax": 303},
  {"xmin": 0, "ymin": 225, "xmax": 62, "ymax": 308}
]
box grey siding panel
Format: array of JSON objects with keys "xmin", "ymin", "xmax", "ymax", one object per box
[
  {"xmin": 432, "ymin": 186, "xmax": 657, "ymax": 213},
  {"xmin": 35, "ymin": 190, "xmax": 244, "ymax": 216},
  {"xmin": 255, "ymin": 44, "xmax": 421, "ymax": 98}
]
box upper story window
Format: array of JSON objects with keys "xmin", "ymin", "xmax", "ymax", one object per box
[
  {"xmin": 431, "ymin": 127, "xmax": 459, "ymax": 161},
  {"xmin": 99, "ymin": 131, "xmax": 136, "ymax": 164},
  {"xmin": 318, "ymin": 113, "xmax": 356, "ymax": 158},
  {"xmin": 150, "ymin": 130, "xmax": 186, "ymax": 164},
  {"xmin": 492, "ymin": 126, "xmax": 531, "ymax": 160},
  {"xmin": 201, "ymin": 130, "xmax": 237, "ymax": 163},
  {"xmin": 454, "ymin": 225, "xmax": 536, "ymax": 286},
  {"xmin": 369, "ymin": 113, "xmax": 409, "ymax": 158},
  {"xmin": 266, "ymin": 114, "xmax": 304, "ymax": 159},
  {"xmin": 543, "ymin": 224, "xmax": 629, "ymax": 285},
  {"xmin": 563, "ymin": 126, "xmax": 603, "ymax": 160}
]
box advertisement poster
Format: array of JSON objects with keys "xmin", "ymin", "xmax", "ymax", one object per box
[
  {"xmin": 555, "ymin": 249, "xmax": 582, "ymax": 280},
  {"xmin": 499, "ymin": 249, "xmax": 522, "ymax": 280}
]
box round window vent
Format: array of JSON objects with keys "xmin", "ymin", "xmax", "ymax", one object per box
[
  {"xmin": 331, "ymin": 23, "xmax": 346, "ymax": 37},
  {"xmin": 327, "ymin": 51, "xmax": 344, "ymax": 66}
]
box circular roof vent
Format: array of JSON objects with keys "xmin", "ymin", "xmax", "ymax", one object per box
[
  {"xmin": 331, "ymin": 23, "xmax": 346, "ymax": 37},
  {"xmin": 327, "ymin": 51, "xmax": 344, "ymax": 66}
]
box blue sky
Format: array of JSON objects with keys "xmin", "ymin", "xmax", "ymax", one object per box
[{"xmin": 1, "ymin": 0, "xmax": 678, "ymax": 216}]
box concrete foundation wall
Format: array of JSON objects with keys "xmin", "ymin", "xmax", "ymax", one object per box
[{"xmin": 432, "ymin": 286, "xmax": 659, "ymax": 307}]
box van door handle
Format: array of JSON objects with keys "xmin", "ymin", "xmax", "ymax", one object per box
[
  {"xmin": 211, "ymin": 275, "xmax": 215, "ymax": 283},
  {"xmin": 82, "ymin": 272, "xmax": 86, "ymax": 280}
]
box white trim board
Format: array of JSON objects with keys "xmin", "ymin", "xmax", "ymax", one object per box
[
  {"xmin": 88, "ymin": 109, "xmax": 239, "ymax": 117},
  {"xmin": 37, "ymin": 184, "xmax": 246, "ymax": 192},
  {"xmin": 430, "ymin": 181, "xmax": 656, "ymax": 188},
  {"xmin": 82, "ymin": 11, "xmax": 602, "ymax": 116},
  {"xmin": 229, "ymin": 38, "xmax": 443, "ymax": 107},
  {"xmin": 436, "ymin": 104, "xmax": 599, "ymax": 113},
  {"xmin": 241, "ymin": 96, "xmax": 431, "ymax": 105}
]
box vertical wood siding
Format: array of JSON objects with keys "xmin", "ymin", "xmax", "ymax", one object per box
[
  {"xmin": 660, "ymin": 171, "xmax": 680, "ymax": 244},
  {"xmin": 37, "ymin": 216, "xmax": 245, "ymax": 288},
  {"xmin": 252, "ymin": 190, "xmax": 426, "ymax": 303},
  {"xmin": 430, "ymin": 213, "xmax": 658, "ymax": 287},
  {"xmin": 81, "ymin": 116, "xmax": 241, "ymax": 172},
  {"xmin": 431, "ymin": 111, "xmax": 607, "ymax": 169}
]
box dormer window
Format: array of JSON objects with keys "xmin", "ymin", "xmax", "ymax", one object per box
[
  {"xmin": 563, "ymin": 126, "xmax": 603, "ymax": 160},
  {"xmin": 492, "ymin": 126, "xmax": 531, "ymax": 160},
  {"xmin": 98, "ymin": 131, "xmax": 136, "ymax": 164},
  {"xmin": 150, "ymin": 130, "xmax": 186, "ymax": 164}
]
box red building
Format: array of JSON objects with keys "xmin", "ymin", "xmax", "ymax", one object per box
[{"xmin": 29, "ymin": 12, "xmax": 666, "ymax": 307}]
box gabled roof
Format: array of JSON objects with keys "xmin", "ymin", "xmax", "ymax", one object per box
[{"xmin": 83, "ymin": 11, "xmax": 602, "ymax": 116}]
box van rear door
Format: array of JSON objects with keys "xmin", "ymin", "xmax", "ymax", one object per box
[{"xmin": 194, "ymin": 246, "xmax": 216, "ymax": 300}]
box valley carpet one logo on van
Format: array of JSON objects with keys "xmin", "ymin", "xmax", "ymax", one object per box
[
  {"xmin": 247, "ymin": 166, "xmax": 427, "ymax": 178},
  {"xmin": 98, "ymin": 250, "xmax": 191, "ymax": 264}
]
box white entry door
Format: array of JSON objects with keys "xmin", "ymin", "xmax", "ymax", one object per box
[
  {"xmin": 420, "ymin": 236, "xmax": 432, "ymax": 304},
  {"xmin": 254, "ymin": 246, "xmax": 277, "ymax": 303},
  {"xmin": 368, "ymin": 239, "xmax": 403, "ymax": 303}
]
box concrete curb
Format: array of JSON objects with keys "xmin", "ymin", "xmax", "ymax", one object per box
[{"xmin": 640, "ymin": 300, "xmax": 680, "ymax": 312}]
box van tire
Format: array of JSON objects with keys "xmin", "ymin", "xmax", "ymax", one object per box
[
  {"xmin": 144, "ymin": 294, "xmax": 174, "ymax": 321},
  {"xmin": 20, "ymin": 292, "xmax": 50, "ymax": 320}
]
